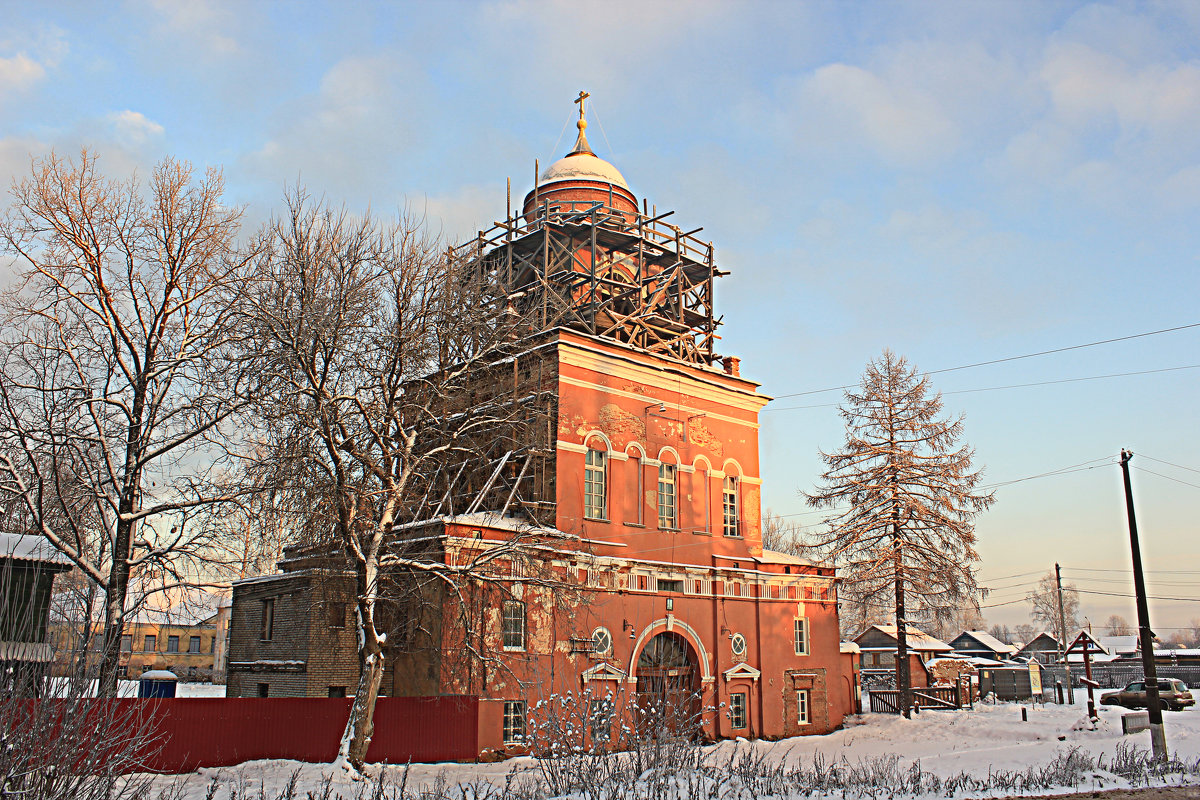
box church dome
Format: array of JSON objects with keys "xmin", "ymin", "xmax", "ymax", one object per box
[
  {"xmin": 523, "ymin": 93, "xmax": 638, "ymax": 220},
  {"xmin": 539, "ymin": 149, "xmax": 629, "ymax": 191}
]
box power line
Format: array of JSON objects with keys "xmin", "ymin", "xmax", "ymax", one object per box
[
  {"xmin": 1076, "ymin": 588, "xmax": 1200, "ymax": 604},
  {"xmin": 1140, "ymin": 454, "xmax": 1200, "ymax": 475},
  {"xmin": 770, "ymin": 321, "xmax": 1200, "ymax": 400},
  {"xmin": 1134, "ymin": 466, "xmax": 1200, "ymax": 491},
  {"xmin": 765, "ymin": 364, "xmax": 1200, "ymax": 412}
]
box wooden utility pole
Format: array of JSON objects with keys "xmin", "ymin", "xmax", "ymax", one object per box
[
  {"xmin": 1055, "ymin": 563, "xmax": 1074, "ymax": 704},
  {"xmin": 1120, "ymin": 449, "xmax": 1167, "ymax": 760}
]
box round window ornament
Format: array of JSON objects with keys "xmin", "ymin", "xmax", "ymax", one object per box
[
  {"xmin": 731, "ymin": 633, "xmax": 747, "ymax": 657},
  {"xmin": 592, "ymin": 627, "xmax": 613, "ymax": 655}
]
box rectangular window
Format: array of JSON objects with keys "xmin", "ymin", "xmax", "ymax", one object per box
[
  {"xmin": 143, "ymin": 634, "xmax": 156, "ymax": 652},
  {"xmin": 328, "ymin": 602, "xmax": 347, "ymax": 629},
  {"xmin": 503, "ymin": 700, "xmax": 526, "ymax": 744},
  {"xmin": 730, "ymin": 692, "xmax": 747, "ymax": 729},
  {"xmin": 794, "ymin": 618, "xmax": 809, "ymax": 655},
  {"xmin": 188, "ymin": 636, "xmax": 201, "ymax": 654},
  {"xmin": 588, "ymin": 696, "xmax": 613, "ymax": 745},
  {"xmin": 657, "ymin": 464, "xmax": 677, "ymax": 528},
  {"xmin": 328, "ymin": 686, "xmax": 347, "ymax": 698},
  {"xmin": 261, "ymin": 598, "xmax": 275, "ymax": 641},
  {"xmin": 584, "ymin": 449, "xmax": 607, "ymax": 520},
  {"xmin": 657, "ymin": 578, "xmax": 683, "ymax": 593},
  {"xmin": 167, "ymin": 635, "xmax": 180, "ymax": 653},
  {"xmin": 257, "ymin": 683, "xmax": 269, "ymax": 697},
  {"xmin": 117, "ymin": 665, "xmax": 128, "ymax": 678},
  {"xmin": 210, "ymin": 637, "xmax": 216, "ymax": 654},
  {"xmin": 502, "ymin": 600, "xmax": 525, "ymax": 650},
  {"xmin": 722, "ymin": 476, "xmax": 739, "ymax": 537},
  {"xmin": 796, "ymin": 689, "xmax": 810, "ymax": 724},
  {"xmin": 120, "ymin": 634, "xmax": 132, "ymax": 652}
]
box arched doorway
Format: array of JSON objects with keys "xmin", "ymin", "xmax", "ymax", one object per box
[{"xmin": 635, "ymin": 631, "xmax": 701, "ymax": 736}]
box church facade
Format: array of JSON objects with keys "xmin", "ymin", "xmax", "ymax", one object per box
[{"xmin": 227, "ymin": 98, "xmax": 858, "ymax": 749}]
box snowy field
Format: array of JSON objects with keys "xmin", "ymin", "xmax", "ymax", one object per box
[{"xmin": 142, "ymin": 690, "xmax": 1200, "ymax": 799}]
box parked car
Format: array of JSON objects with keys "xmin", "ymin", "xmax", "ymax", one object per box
[{"xmin": 1100, "ymin": 678, "xmax": 1194, "ymax": 711}]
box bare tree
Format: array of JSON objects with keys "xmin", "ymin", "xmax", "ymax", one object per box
[
  {"xmin": 805, "ymin": 349, "xmax": 994, "ymax": 717},
  {"xmin": 760, "ymin": 508, "xmax": 804, "ymax": 555},
  {"xmin": 238, "ymin": 192, "xmax": 561, "ymax": 773},
  {"xmin": 0, "ymin": 150, "xmax": 253, "ymax": 696},
  {"xmin": 1105, "ymin": 614, "xmax": 1132, "ymax": 637},
  {"xmin": 1026, "ymin": 571, "xmax": 1079, "ymax": 646},
  {"xmin": 989, "ymin": 623, "xmax": 1012, "ymax": 644}
]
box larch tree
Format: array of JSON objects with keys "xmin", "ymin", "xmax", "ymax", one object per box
[
  {"xmin": 237, "ymin": 192, "xmax": 562, "ymax": 773},
  {"xmin": 805, "ymin": 349, "xmax": 994, "ymax": 717},
  {"xmin": 0, "ymin": 151, "xmax": 253, "ymax": 696}
]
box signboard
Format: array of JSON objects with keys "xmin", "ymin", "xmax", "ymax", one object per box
[{"xmin": 1028, "ymin": 662, "xmax": 1043, "ymax": 695}]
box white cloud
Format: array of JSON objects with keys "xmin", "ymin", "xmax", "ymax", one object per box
[
  {"xmin": 0, "ymin": 24, "xmax": 67, "ymax": 100},
  {"xmin": 243, "ymin": 54, "xmax": 433, "ymax": 203},
  {"xmin": 142, "ymin": 0, "xmax": 239, "ymax": 57},
  {"xmin": 0, "ymin": 53, "xmax": 45, "ymax": 94},
  {"xmin": 802, "ymin": 62, "xmax": 959, "ymax": 167},
  {"xmin": 107, "ymin": 110, "xmax": 165, "ymax": 145}
]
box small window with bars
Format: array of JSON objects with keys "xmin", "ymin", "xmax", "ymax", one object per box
[
  {"xmin": 730, "ymin": 692, "xmax": 748, "ymax": 729},
  {"xmin": 503, "ymin": 700, "xmax": 526, "ymax": 744}
]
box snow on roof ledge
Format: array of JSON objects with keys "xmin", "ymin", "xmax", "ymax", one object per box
[{"xmin": 0, "ymin": 532, "xmax": 72, "ymax": 566}]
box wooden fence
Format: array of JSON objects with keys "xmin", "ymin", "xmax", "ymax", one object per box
[{"xmin": 868, "ymin": 682, "xmax": 970, "ymax": 714}]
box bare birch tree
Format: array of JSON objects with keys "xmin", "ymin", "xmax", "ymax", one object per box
[
  {"xmin": 805, "ymin": 349, "xmax": 994, "ymax": 717},
  {"xmin": 238, "ymin": 191, "xmax": 560, "ymax": 773},
  {"xmin": 0, "ymin": 150, "xmax": 252, "ymax": 696}
]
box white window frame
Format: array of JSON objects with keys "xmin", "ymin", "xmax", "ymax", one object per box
[
  {"xmin": 502, "ymin": 600, "xmax": 526, "ymax": 651},
  {"xmin": 503, "ymin": 700, "xmax": 526, "ymax": 744},
  {"xmin": 730, "ymin": 691, "xmax": 748, "ymax": 729},
  {"xmin": 796, "ymin": 689, "xmax": 810, "ymax": 725},
  {"xmin": 584, "ymin": 448, "xmax": 607, "ymax": 520},
  {"xmin": 793, "ymin": 618, "xmax": 809, "ymax": 656},
  {"xmin": 722, "ymin": 475, "xmax": 739, "ymax": 537},
  {"xmin": 657, "ymin": 464, "xmax": 677, "ymax": 529}
]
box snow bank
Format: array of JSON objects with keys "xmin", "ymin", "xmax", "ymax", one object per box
[{"xmin": 145, "ymin": 690, "xmax": 1200, "ymax": 799}]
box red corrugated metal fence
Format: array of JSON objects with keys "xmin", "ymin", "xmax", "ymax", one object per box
[{"xmin": 112, "ymin": 696, "xmax": 480, "ymax": 772}]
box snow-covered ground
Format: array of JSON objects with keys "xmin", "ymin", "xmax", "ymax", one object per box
[{"xmin": 145, "ymin": 690, "xmax": 1200, "ymax": 799}]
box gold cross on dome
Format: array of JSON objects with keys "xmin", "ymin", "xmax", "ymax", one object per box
[{"xmin": 574, "ymin": 90, "xmax": 589, "ymax": 121}]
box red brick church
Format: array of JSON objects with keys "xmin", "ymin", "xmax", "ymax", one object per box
[{"xmin": 227, "ymin": 96, "xmax": 858, "ymax": 750}]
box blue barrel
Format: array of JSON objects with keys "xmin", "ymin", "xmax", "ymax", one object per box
[{"xmin": 138, "ymin": 669, "xmax": 178, "ymax": 698}]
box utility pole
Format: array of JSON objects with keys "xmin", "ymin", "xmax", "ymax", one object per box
[
  {"xmin": 1120, "ymin": 449, "xmax": 1167, "ymax": 760},
  {"xmin": 1055, "ymin": 563, "xmax": 1073, "ymax": 704}
]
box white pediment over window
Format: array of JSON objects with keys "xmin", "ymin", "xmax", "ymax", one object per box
[
  {"xmin": 722, "ymin": 662, "xmax": 761, "ymax": 682},
  {"xmin": 582, "ymin": 662, "xmax": 627, "ymax": 683}
]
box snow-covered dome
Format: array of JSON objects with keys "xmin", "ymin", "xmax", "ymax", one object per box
[
  {"xmin": 523, "ymin": 93, "xmax": 639, "ymax": 220},
  {"xmin": 539, "ymin": 150, "xmax": 629, "ymax": 191}
]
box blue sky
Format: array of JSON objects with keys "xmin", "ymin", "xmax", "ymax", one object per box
[{"xmin": 3, "ymin": 0, "xmax": 1199, "ymax": 635}]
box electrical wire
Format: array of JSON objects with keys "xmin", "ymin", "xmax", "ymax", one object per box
[
  {"xmin": 770, "ymin": 321, "xmax": 1200, "ymax": 400},
  {"xmin": 1134, "ymin": 466, "xmax": 1200, "ymax": 491},
  {"xmin": 1140, "ymin": 454, "xmax": 1200, "ymax": 475},
  {"xmin": 765, "ymin": 365, "xmax": 1200, "ymax": 412},
  {"xmin": 1075, "ymin": 588, "xmax": 1200, "ymax": 604}
]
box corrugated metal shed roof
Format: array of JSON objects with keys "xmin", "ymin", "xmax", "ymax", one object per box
[{"xmin": 0, "ymin": 532, "xmax": 72, "ymax": 566}]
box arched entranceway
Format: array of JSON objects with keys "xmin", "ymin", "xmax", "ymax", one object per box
[{"xmin": 635, "ymin": 631, "xmax": 701, "ymax": 736}]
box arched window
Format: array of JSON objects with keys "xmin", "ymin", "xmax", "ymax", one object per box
[
  {"xmin": 584, "ymin": 447, "xmax": 607, "ymax": 520},
  {"xmin": 658, "ymin": 463, "xmax": 677, "ymax": 529},
  {"xmin": 722, "ymin": 475, "xmax": 739, "ymax": 537}
]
